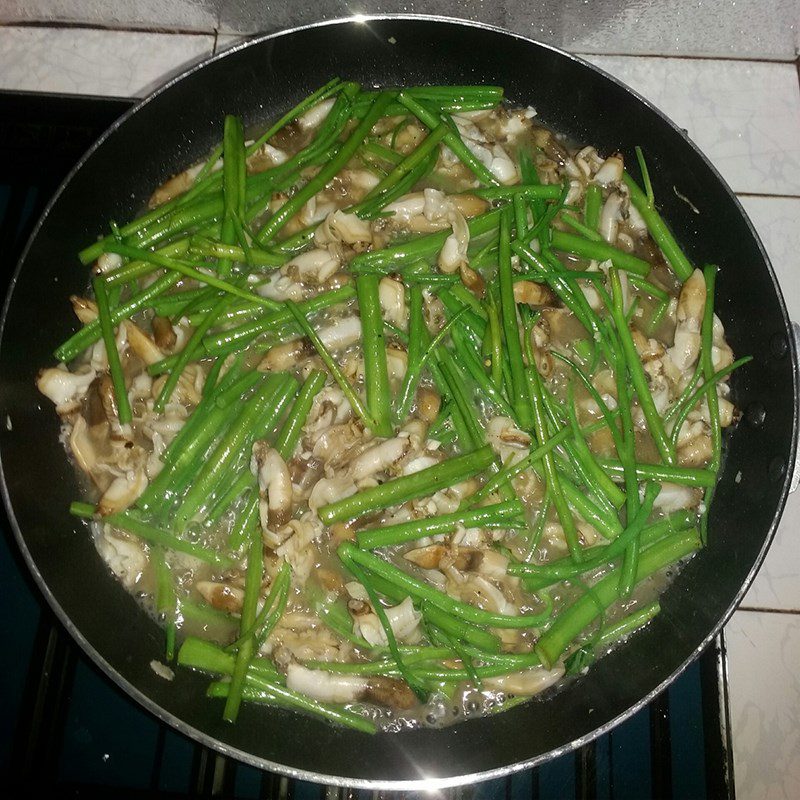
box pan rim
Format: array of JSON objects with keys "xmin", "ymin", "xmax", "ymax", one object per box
[{"xmin": 0, "ymin": 12, "xmax": 796, "ymax": 791}]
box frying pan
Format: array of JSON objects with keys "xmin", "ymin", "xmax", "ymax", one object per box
[{"xmin": 0, "ymin": 16, "xmax": 796, "ymax": 791}]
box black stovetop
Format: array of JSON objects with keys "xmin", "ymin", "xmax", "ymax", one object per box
[{"xmin": 0, "ymin": 91, "xmax": 734, "ymax": 799}]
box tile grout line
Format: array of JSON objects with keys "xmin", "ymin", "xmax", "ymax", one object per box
[
  {"xmin": 578, "ymin": 50, "xmax": 796, "ymax": 66},
  {"xmin": 735, "ymin": 191, "xmax": 800, "ymax": 200},
  {"xmin": 0, "ymin": 19, "xmax": 216, "ymax": 37},
  {"xmin": 737, "ymin": 606, "xmax": 800, "ymax": 616}
]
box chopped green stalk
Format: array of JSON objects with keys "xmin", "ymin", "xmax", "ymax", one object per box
[
  {"xmin": 485, "ymin": 293, "xmax": 504, "ymax": 388},
  {"xmin": 498, "ymin": 209, "xmax": 532, "ymax": 428},
  {"xmin": 354, "ymin": 85, "xmax": 504, "ymax": 115},
  {"xmin": 178, "ymin": 637, "xmax": 271, "ymax": 678},
  {"xmin": 319, "ymin": 445, "xmax": 496, "ymax": 524},
  {"xmin": 201, "ymin": 285, "xmax": 355, "ymax": 356},
  {"xmin": 188, "ymin": 236, "xmax": 285, "ymax": 267},
  {"xmin": 449, "ymin": 325, "xmax": 515, "ymax": 419},
  {"xmin": 106, "ymin": 512, "xmax": 234, "ymax": 568},
  {"xmin": 228, "ymin": 562, "xmax": 291, "ymax": 652},
  {"xmin": 513, "ymin": 193, "xmax": 528, "ymax": 241},
  {"xmin": 350, "ymin": 208, "xmax": 502, "ymax": 275},
  {"xmin": 566, "ymin": 600, "xmax": 661, "ymax": 673},
  {"xmin": 245, "ymin": 77, "xmax": 344, "ymax": 157},
  {"xmin": 228, "ymin": 493, "xmax": 259, "ymax": 552},
  {"xmin": 148, "ymin": 285, "xmax": 210, "ymax": 317},
  {"xmin": 361, "ymin": 139, "xmax": 404, "ymax": 165},
  {"xmin": 394, "ymin": 279, "xmax": 426, "ymax": 421},
  {"xmin": 78, "ymin": 198, "xmax": 212, "ymax": 265},
  {"xmin": 273, "ymin": 369, "xmax": 327, "ymax": 460},
  {"xmin": 154, "ymin": 294, "xmax": 231, "ymax": 412},
  {"xmin": 701, "ymin": 266, "xmax": 723, "ymax": 474},
  {"xmin": 525, "ymin": 495, "xmax": 551, "ymax": 562},
  {"xmin": 254, "ymin": 571, "xmax": 291, "ymax": 651},
  {"xmin": 104, "ymin": 237, "xmax": 193, "ymax": 287},
  {"xmin": 535, "ymin": 527, "xmax": 701, "ymax": 668},
  {"xmin": 219, "ymin": 114, "xmax": 246, "ymax": 277},
  {"xmin": 395, "ymin": 307, "xmax": 468, "ymax": 422},
  {"xmin": 201, "ymin": 357, "xmax": 226, "ymax": 400},
  {"xmin": 549, "ymin": 230, "xmax": 651, "ymax": 276},
  {"xmin": 649, "ymin": 298, "xmax": 670, "ymax": 333},
  {"xmin": 355, "ymin": 123, "xmax": 448, "ymax": 216},
  {"xmin": 700, "ymin": 265, "xmax": 724, "ymax": 544},
  {"xmin": 628, "ymin": 273, "xmax": 669, "ymax": 303},
  {"xmin": 472, "ymin": 185, "xmax": 562, "ymax": 201},
  {"xmin": 560, "ymin": 212, "xmax": 603, "ymax": 242},
  {"xmin": 434, "ymin": 353, "xmax": 484, "ymax": 451},
  {"xmin": 584, "ymin": 183, "xmax": 602, "ymax": 230},
  {"xmin": 355, "ymin": 148, "xmax": 438, "ymax": 220},
  {"xmin": 512, "ymin": 511, "xmax": 694, "ymax": 582},
  {"xmin": 565, "ymin": 385, "xmax": 626, "ymax": 508},
  {"xmin": 558, "ymin": 472, "xmax": 623, "ymax": 541},
  {"xmin": 512, "ymin": 240, "xmax": 612, "ymax": 363},
  {"xmin": 618, "ymin": 481, "xmax": 661, "ymax": 597},
  {"xmin": 600, "ymin": 600, "xmax": 661, "ymax": 646},
  {"xmin": 462, "ymin": 412, "xmax": 617, "ymax": 510},
  {"xmin": 345, "ymin": 558, "xmax": 426, "ymax": 701},
  {"xmin": 224, "ymin": 521, "xmax": 263, "ymax": 722},
  {"xmin": 92, "ymin": 276, "xmax": 132, "ymax": 425},
  {"xmin": 257, "ymin": 91, "xmax": 396, "ymax": 243},
  {"xmin": 69, "ymin": 501, "xmax": 96, "ymax": 518},
  {"xmin": 524, "ymin": 329, "xmax": 582, "ymax": 561},
  {"xmin": 608, "ymin": 269, "xmax": 675, "ymax": 465},
  {"xmin": 179, "ymin": 600, "xmax": 236, "ymax": 628},
  {"xmin": 421, "ymin": 602, "xmax": 501, "ymax": 654},
  {"xmin": 357, "ymin": 500, "xmax": 525, "ymax": 549},
  {"xmin": 174, "ymin": 374, "xmax": 297, "ymax": 530},
  {"xmin": 207, "ymin": 683, "xmax": 376, "ymax": 734},
  {"xmin": 604, "ymin": 321, "xmax": 643, "ymax": 526},
  {"xmin": 137, "ymin": 373, "xmax": 263, "ymax": 515},
  {"xmin": 597, "ymin": 459, "xmax": 717, "ymax": 487},
  {"xmin": 284, "ymin": 299, "xmax": 373, "ymax": 430},
  {"xmin": 669, "ymin": 356, "xmax": 752, "ymax": 451},
  {"xmin": 552, "ymin": 351, "xmax": 625, "ymax": 455},
  {"xmin": 339, "ymin": 542, "xmax": 552, "ymax": 629},
  {"xmin": 100, "ymin": 242, "xmax": 282, "ymax": 311},
  {"xmin": 635, "ymin": 146, "xmax": 655, "ymax": 205},
  {"xmin": 206, "ymin": 472, "xmax": 254, "ymax": 524},
  {"xmin": 178, "ymin": 638, "xmax": 376, "ymax": 733},
  {"xmin": 80, "ymin": 83, "xmax": 346, "ymax": 263},
  {"xmin": 622, "ymin": 170, "xmax": 693, "ymax": 282},
  {"xmin": 125, "ymin": 195, "xmax": 225, "ymax": 250},
  {"xmin": 396, "ymin": 92, "xmax": 500, "ymax": 186},
  {"xmin": 356, "ymin": 274, "xmax": 393, "ymax": 437}
]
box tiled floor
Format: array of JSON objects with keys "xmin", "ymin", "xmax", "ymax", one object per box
[
  {"xmin": 0, "ymin": 20, "xmax": 798, "ymax": 799},
  {"xmin": 0, "ymin": 26, "xmax": 214, "ymax": 97}
]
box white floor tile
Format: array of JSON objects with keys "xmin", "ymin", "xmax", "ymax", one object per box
[
  {"xmin": 725, "ymin": 611, "xmax": 800, "ymax": 799},
  {"xmin": 736, "ymin": 196, "xmax": 800, "ymax": 611},
  {"xmin": 0, "ymin": 26, "xmax": 214, "ymax": 98},
  {"xmin": 739, "ymin": 196, "xmax": 800, "ymax": 322},
  {"xmin": 584, "ymin": 55, "xmax": 800, "ymax": 197},
  {"xmin": 1, "ymin": 1, "xmax": 220, "ymax": 33}
]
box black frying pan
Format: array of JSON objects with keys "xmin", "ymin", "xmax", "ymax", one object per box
[{"xmin": 0, "ymin": 16, "xmax": 796, "ymax": 791}]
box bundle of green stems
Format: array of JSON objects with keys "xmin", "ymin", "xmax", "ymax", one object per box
[{"xmin": 60, "ymin": 78, "xmax": 746, "ymax": 732}]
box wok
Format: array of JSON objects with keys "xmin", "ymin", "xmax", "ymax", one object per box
[{"xmin": 0, "ymin": 16, "xmax": 795, "ymax": 791}]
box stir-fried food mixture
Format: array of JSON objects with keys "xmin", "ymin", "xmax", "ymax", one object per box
[{"xmin": 39, "ymin": 80, "xmax": 748, "ymax": 733}]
